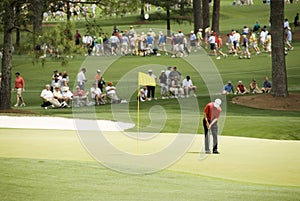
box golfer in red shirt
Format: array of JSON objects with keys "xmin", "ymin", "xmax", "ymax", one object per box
[
  {"xmin": 14, "ymin": 72, "xmax": 26, "ymax": 107},
  {"xmin": 203, "ymin": 98, "xmax": 222, "ymax": 154}
]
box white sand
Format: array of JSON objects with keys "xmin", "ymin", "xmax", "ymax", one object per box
[{"xmin": 0, "ymin": 116, "xmax": 134, "ymax": 131}]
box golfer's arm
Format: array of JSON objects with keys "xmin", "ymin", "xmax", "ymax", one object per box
[
  {"xmin": 210, "ymin": 118, "xmax": 218, "ymax": 126},
  {"xmin": 203, "ymin": 112, "xmax": 208, "ymax": 123}
]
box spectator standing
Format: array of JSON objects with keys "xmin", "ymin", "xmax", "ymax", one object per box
[
  {"xmin": 74, "ymin": 30, "xmax": 82, "ymax": 46},
  {"xmin": 159, "ymin": 70, "xmax": 168, "ymax": 99},
  {"xmin": 197, "ymin": 28, "xmax": 203, "ymax": 48},
  {"xmin": 13, "ymin": 72, "xmax": 26, "ymax": 107},
  {"xmin": 158, "ymin": 31, "xmax": 168, "ymax": 56},
  {"xmin": 203, "ymin": 99, "xmax": 222, "ymax": 154},
  {"xmin": 77, "ymin": 68, "xmax": 87, "ymax": 90},
  {"xmin": 294, "ymin": 13, "xmax": 299, "ymax": 30},
  {"xmin": 146, "ymin": 69, "xmax": 157, "ymax": 100},
  {"xmin": 189, "ymin": 31, "xmax": 197, "ymax": 53},
  {"xmin": 285, "ymin": 27, "xmax": 294, "ymax": 51}
]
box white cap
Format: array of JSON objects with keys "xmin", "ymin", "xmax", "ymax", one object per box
[
  {"xmin": 213, "ymin": 98, "xmax": 222, "ymax": 108},
  {"xmin": 148, "ymin": 69, "xmax": 152, "ymax": 73},
  {"xmin": 97, "ymin": 69, "xmax": 101, "ymax": 73}
]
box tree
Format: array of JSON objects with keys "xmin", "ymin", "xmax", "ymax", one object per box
[
  {"xmin": 148, "ymin": 0, "xmax": 185, "ymax": 36},
  {"xmin": 270, "ymin": 0, "xmax": 288, "ymax": 97},
  {"xmin": 193, "ymin": 0, "xmax": 202, "ymax": 33},
  {"xmin": 211, "ymin": 0, "xmax": 220, "ymax": 34},
  {"xmin": 0, "ymin": 0, "xmax": 15, "ymax": 110},
  {"xmin": 202, "ymin": 0, "xmax": 210, "ymax": 30}
]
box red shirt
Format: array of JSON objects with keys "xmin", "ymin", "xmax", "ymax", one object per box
[
  {"xmin": 73, "ymin": 89, "xmax": 85, "ymax": 97},
  {"xmin": 204, "ymin": 102, "xmax": 222, "ymax": 121},
  {"xmin": 15, "ymin": 76, "xmax": 24, "ymax": 89},
  {"xmin": 237, "ymin": 84, "xmax": 246, "ymax": 92}
]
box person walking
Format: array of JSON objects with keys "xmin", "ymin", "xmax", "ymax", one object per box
[
  {"xmin": 13, "ymin": 72, "xmax": 26, "ymax": 107},
  {"xmin": 203, "ymin": 98, "xmax": 222, "ymax": 154}
]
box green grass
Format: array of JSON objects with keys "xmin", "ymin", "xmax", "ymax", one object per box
[
  {"xmin": 1, "ymin": 157, "xmax": 299, "ymax": 201},
  {"xmin": 1, "ymin": 2, "xmax": 300, "ymax": 200}
]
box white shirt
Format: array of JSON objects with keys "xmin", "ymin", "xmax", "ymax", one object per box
[
  {"xmin": 284, "ymin": 21, "xmax": 289, "ymax": 28},
  {"xmin": 208, "ymin": 35, "xmax": 216, "ymax": 44},
  {"xmin": 105, "ymin": 86, "xmax": 116, "ymax": 95},
  {"xmin": 110, "ymin": 36, "xmax": 120, "ymax": 44},
  {"xmin": 182, "ymin": 79, "xmax": 193, "ymax": 87},
  {"xmin": 41, "ymin": 89, "xmax": 54, "ymax": 100},
  {"xmin": 62, "ymin": 90, "xmax": 73, "ymax": 98},
  {"xmin": 90, "ymin": 87, "xmax": 102, "ymax": 98},
  {"xmin": 77, "ymin": 71, "xmax": 86, "ymax": 84}
]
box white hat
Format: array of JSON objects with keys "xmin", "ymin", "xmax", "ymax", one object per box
[
  {"xmin": 97, "ymin": 69, "xmax": 101, "ymax": 73},
  {"xmin": 199, "ymin": 28, "xmax": 203, "ymax": 31},
  {"xmin": 213, "ymin": 98, "xmax": 222, "ymax": 108},
  {"xmin": 161, "ymin": 70, "xmax": 165, "ymax": 73},
  {"xmin": 148, "ymin": 69, "xmax": 152, "ymax": 73},
  {"xmin": 191, "ymin": 30, "xmax": 194, "ymax": 33},
  {"xmin": 238, "ymin": 80, "xmax": 243, "ymax": 84}
]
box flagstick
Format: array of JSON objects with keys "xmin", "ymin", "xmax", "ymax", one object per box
[{"xmin": 137, "ymin": 73, "xmax": 140, "ymax": 154}]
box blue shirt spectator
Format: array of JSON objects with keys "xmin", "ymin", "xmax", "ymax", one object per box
[{"xmin": 222, "ymin": 80, "xmax": 234, "ymax": 95}]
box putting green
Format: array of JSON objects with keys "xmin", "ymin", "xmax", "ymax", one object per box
[{"xmin": 0, "ymin": 128, "xmax": 299, "ymax": 187}]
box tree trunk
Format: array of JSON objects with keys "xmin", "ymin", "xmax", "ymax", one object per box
[
  {"xmin": 0, "ymin": 1, "xmax": 14, "ymax": 110},
  {"xmin": 32, "ymin": 0, "xmax": 43, "ymax": 35},
  {"xmin": 270, "ymin": 0, "xmax": 288, "ymax": 97},
  {"xmin": 180, "ymin": 0, "xmax": 185, "ymax": 16},
  {"xmin": 15, "ymin": 3, "xmax": 21, "ymax": 48},
  {"xmin": 66, "ymin": 1, "xmax": 71, "ymax": 22},
  {"xmin": 193, "ymin": 0, "xmax": 203, "ymax": 33},
  {"xmin": 212, "ymin": 0, "xmax": 220, "ymax": 34},
  {"xmin": 141, "ymin": 0, "xmax": 145, "ymax": 19},
  {"xmin": 202, "ymin": 0, "xmax": 210, "ymax": 30},
  {"xmin": 166, "ymin": 3, "xmax": 171, "ymax": 37}
]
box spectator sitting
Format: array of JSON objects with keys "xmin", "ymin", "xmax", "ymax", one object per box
[
  {"xmin": 249, "ymin": 79, "xmax": 262, "ymax": 94},
  {"xmin": 90, "ymin": 83, "xmax": 107, "ymax": 105},
  {"xmin": 138, "ymin": 86, "xmax": 149, "ymax": 102},
  {"xmin": 106, "ymin": 81, "xmax": 121, "ymax": 104},
  {"xmin": 170, "ymin": 76, "xmax": 184, "ymax": 98},
  {"xmin": 236, "ymin": 80, "xmax": 249, "ymax": 94},
  {"xmin": 61, "ymin": 86, "xmax": 73, "ymax": 105},
  {"xmin": 40, "ymin": 84, "xmax": 65, "ymax": 109},
  {"xmin": 222, "ymin": 80, "xmax": 235, "ymax": 95},
  {"xmin": 73, "ymin": 85, "xmax": 89, "ymax": 107},
  {"xmin": 261, "ymin": 76, "xmax": 272, "ymax": 93},
  {"xmin": 182, "ymin": 75, "xmax": 197, "ymax": 97},
  {"xmin": 53, "ymin": 84, "xmax": 69, "ymax": 107}
]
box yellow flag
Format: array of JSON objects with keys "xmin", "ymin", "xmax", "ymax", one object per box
[{"xmin": 138, "ymin": 72, "xmax": 156, "ymax": 86}]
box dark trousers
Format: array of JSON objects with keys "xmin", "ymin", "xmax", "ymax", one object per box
[
  {"xmin": 147, "ymin": 86, "xmax": 155, "ymax": 98},
  {"xmin": 203, "ymin": 118, "xmax": 218, "ymax": 152}
]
